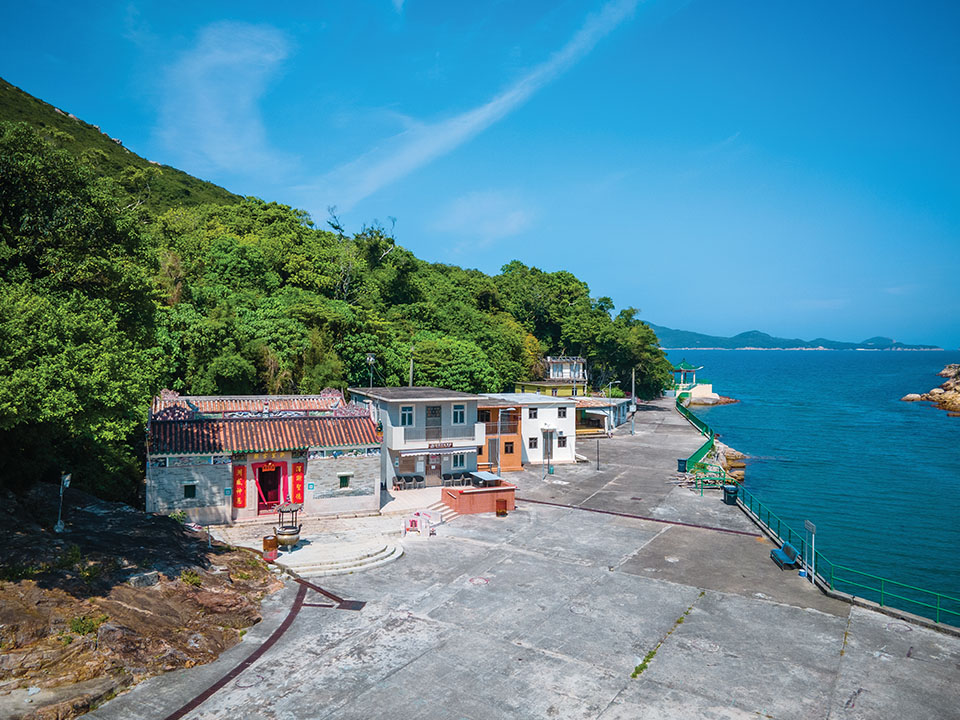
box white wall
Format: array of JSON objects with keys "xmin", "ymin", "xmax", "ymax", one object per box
[{"xmin": 519, "ymin": 404, "xmax": 577, "ymax": 465}]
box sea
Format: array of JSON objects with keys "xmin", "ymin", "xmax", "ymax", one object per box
[{"xmin": 665, "ymin": 349, "xmax": 960, "ymax": 620}]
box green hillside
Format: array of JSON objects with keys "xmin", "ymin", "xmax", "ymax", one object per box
[
  {"xmin": 0, "ymin": 86, "xmax": 671, "ymax": 503},
  {"xmin": 0, "ymin": 77, "xmax": 239, "ymax": 213}
]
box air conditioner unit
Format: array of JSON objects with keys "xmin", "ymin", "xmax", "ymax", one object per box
[{"xmin": 557, "ymin": 430, "xmax": 564, "ymax": 437}]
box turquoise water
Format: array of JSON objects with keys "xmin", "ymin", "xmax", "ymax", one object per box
[{"xmin": 666, "ymin": 350, "xmax": 960, "ymax": 620}]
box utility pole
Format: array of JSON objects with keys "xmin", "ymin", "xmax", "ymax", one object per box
[
  {"xmin": 54, "ymin": 473, "xmax": 71, "ymax": 533},
  {"xmin": 408, "ymin": 354, "xmax": 414, "ymax": 387},
  {"xmin": 631, "ymin": 367, "xmax": 636, "ymax": 436},
  {"xmin": 596, "ymin": 438, "xmax": 600, "ymax": 472}
]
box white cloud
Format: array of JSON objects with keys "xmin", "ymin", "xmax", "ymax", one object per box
[
  {"xmin": 156, "ymin": 22, "xmax": 294, "ymax": 178},
  {"xmin": 432, "ymin": 190, "xmax": 536, "ymax": 246},
  {"xmin": 302, "ymin": 0, "xmax": 639, "ymax": 211}
]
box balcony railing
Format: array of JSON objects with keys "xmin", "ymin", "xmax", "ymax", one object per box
[
  {"xmin": 484, "ymin": 421, "xmax": 519, "ymax": 435},
  {"xmin": 403, "ymin": 423, "xmax": 479, "ymax": 441}
]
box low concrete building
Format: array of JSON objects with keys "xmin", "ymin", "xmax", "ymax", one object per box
[
  {"xmin": 348, "ymin": 386, "xmax": 485, "ymax": 488},
  {"xmin": 575, "ymin": 396, "xmax": 631, "ymax": 436},
  {"xmin": 482, "ymin": 393, "xmax": 577, "ymax": 467},
  {"xmin": 146, "ymin": 391, "xmax": 380, "ymax": 524}
]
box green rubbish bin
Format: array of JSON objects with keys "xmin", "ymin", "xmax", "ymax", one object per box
[
  {"xmin": 677, "ymin": 459, "xmax": 687, "ymax": 473},
  {"xmin": 722, "ymin": 484, "xmax": 738, "ymax": 505}
]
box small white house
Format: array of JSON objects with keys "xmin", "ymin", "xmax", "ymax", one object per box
[{"xmin": 482, "ymin": 393, "xmax": 577, "ymax": 466}]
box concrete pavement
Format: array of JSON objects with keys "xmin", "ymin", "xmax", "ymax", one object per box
[{"xmin": 89, "ymin": 398, "xmax": 960, "ymax": 720}]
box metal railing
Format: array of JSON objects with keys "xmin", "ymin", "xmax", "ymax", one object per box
[
  {"xmin": 737, "ymin": 483, "xmax": 960, "ymax": 626},
  {"xmin": 402, "ymin": 423, "xmax": 479, "ymax": 441},
  {"xmin": 484, "ymin": 421, "xmax": 519, "ymax": 435},
  {"xmin": 674, "ymin": 396, "xmax": 960, "ymax": 625}
]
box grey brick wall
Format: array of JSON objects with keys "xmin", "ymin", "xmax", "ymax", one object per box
[
  {"xmin": 146, "ymin": 463, "xmax": 232, "ymax": 522},
  {"xmin": 305, "ymin": 455, "xmax": 377, "ymax": 500}
]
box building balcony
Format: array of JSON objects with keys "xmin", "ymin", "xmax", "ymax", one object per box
[
  {"xmin": 484, "ymin": 421, "xmax": 519, "ymax": 436},
  {"xmin": 383, "ymin": 422, "xmax": 485, "ymax": 451}
]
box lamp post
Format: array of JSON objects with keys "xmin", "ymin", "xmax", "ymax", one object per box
[
  {"xmin": 366, "ymin": 353, "xmax": 375, "ymax": 388},
  {"xmin": 606, "ymin": 380, "xmax": 620, "ymax": 434}
]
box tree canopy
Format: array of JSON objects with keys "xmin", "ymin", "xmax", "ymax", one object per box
[{"xmin": 0, "ymin": 121, "xmax": 671, "ymax": 501}]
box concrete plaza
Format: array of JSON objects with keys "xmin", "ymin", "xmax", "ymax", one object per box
[{"xmin": 91, "ymin": 399, "xmax": 960, "ymax": 720}]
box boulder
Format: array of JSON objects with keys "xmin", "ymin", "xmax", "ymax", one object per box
[
  {"xmin": 929, "ymin": 387, "xmax": 945, "ymax": 396},
  {"xmin": 900, "ymin": 394, "xmax": 922, "ymax": 402}
]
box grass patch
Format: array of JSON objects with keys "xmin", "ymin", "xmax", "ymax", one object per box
[
  {"xmin": 69, "ymin": 614, "xmax": 108, "ymax": 635},
  {"xmin": 233, "ymin": 571, "xmax": 251, "ymax": 580},
  {"xmin": 180, "ymin": 570, "xmax": 202, "ymax": 587}
]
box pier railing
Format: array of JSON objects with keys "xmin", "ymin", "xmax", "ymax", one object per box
[
  {"xmin": 675, "ymin": 397, "xmax": 960, "ymax": 627},
  {"xmin": 737, "ymin": 483, "xmax": 960, "ymax": 626},
  {"xmin": 675, "ymin": 395, "xmax": 715, "ymax": 467}
]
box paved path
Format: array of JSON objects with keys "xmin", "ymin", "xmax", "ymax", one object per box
[{"xmin": 91, "ymin": 398, "xmax": 960, "ymax": 720}]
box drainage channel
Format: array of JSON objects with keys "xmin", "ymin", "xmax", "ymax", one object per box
[
  {"xmin": 516, "ymin": 497, "xmax": 761, "ymax": 538},
  {"xmin": 163, "ymin": 578, "xmax": 364, "ymax": 720}
]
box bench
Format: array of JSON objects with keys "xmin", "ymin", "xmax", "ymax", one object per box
[{"xmin": 770, "ymin": 542, "xmax": 800, "ymax": 570}]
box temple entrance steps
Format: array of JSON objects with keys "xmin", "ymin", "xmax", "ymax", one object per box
[{"xmin": 275, "ymin": 537, "xmax": 403, "ymax": 578}]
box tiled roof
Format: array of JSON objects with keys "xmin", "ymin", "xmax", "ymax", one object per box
[
  {"xmin": 151, "ymin": 390, "xmax": 344, "ymax": 420},
  {"xmin": 149, "ymin": 416, "xmax": 379, "ymax": 455}
]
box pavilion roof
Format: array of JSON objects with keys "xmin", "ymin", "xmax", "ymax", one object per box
[{"xmin": 673, "ymin": 360, "xmax": 703, "ymax": 371}]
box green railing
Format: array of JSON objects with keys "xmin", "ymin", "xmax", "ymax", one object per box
[
  {"xmin": 675, "ymin": 395, "xmax": 715, "ymax": 468},
  {"xmin": 737, "ymin": 483, "xmax": 960, "ymax": 626}
]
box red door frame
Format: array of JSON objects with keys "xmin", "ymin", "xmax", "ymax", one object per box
[{"xmin": 252, "ymin": 461, "xmax": 289, "ymax": 513}]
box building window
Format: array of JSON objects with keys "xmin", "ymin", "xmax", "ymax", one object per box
[
  {"xmin": 558, "ymin": 407, "xmax": 567, "ymax": 418},
  {"xmin": 183, "ymin": 484, "xmax": 196, "ymax": 499},
  {"xmin": 400, "ymin": 406, "xmax": 414, "ymax": 426},
  {"xmin": 453, "ymin": 404, "xmax": 465, "ymax": 424},
  {"xmin": 452, "ymin": 454, "xmax": 466, "ymax": 469},
  {"xmin": 558, "ymin": 436, "xmax": 567, "ymax": 448},
  {"xmin": 529, "ymin": 408, "xmax": 538, "ymax": 419},
  {"xmin": 572, "ymin": 387, "xmax": 578, "ymax": 396},
  {"xmin": 478, "ymin": 409, "xmax": 491, "ymax": 423},
  {"xmin": 529, "ymin": 437, "xmax": 538, "ymax": 449},
  {"xmin": 339, "ymin": 474, "xmax": 351, "ymax": 489},
  {"xmin": 551, "ymin": 388, "xmax": 558, "ymax": 396},
  {"xmin": 504, "ymin": 442, "xmax": 514, "ymax": 454}
]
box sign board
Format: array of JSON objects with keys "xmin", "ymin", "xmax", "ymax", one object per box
[
  {"xmin": 629, "ymin": 404, "xmax": 637, "ymax": 412},
  {"xmin": 307, "ymin": 483, "xmax": 315, "ymax": 491},
  {"xmin": 224, "ymin": 487, "xmax": 232, "ymax": 496},
  {"xmin": 804, "ymin": 520, "xmax": 816, "ymax": 533},
  {"xmin": 428, "ymin": 442, "xmax": 453, "ymax": 449}
]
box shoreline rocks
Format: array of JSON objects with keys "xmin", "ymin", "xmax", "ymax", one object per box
[
  {"xmin": 901, "ymin": 364, "xmax": 960, "ymax": 416},
  {"xmin": 713, "ymin": 441, "xmax": 746, "ymax": 482}
]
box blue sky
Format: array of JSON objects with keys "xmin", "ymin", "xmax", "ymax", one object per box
[{"xmin": 3, "ymin": 1, "xmax": 959, "ymax": 348}]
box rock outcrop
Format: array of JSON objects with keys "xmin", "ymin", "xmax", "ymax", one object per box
[
  {"xmin": 901, "ymin": 364, "xmax": 960, "ymax": 416},
  {"xmin": 0, "ymin": 486, "xmax": 282, "ymax": 719}
]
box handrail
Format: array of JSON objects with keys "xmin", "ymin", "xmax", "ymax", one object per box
[
  {"xmin": 675, "ymin": 396, "xmax": 959, "ymax": 626},
  {"xmin": 737, "ymin": 483, "xmax": 960, "ymax": 626}
]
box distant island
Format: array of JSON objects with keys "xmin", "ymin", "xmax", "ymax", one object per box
[{"xmin": 648, "ymin": 324, "xmax": 942, "ymax": 351}]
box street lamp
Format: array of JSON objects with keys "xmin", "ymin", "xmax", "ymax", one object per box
[{"xmin": 366, "ymin": 353, "xmax": 376, "ymax": 388}]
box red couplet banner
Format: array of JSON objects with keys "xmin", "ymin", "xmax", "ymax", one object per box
[
  {"xmin": 292, "ymin": 462, "xmax": 304, "ymax": 503},
  {"xmin": 233, "ymin": 465, "xmax": 246, "ymax": 508}
]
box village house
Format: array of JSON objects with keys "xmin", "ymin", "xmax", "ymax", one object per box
[
  {"xmin": 476, "ymin": 398, "xmax": 523, "ymax": 473},
  {"xmin": 575, "ymin": 396, "xmax": 631, "ymax": 437},
  {"xmin": 482, "ymin": 393, "xmax": 578, "ymax": 467},
  {"xmin": 515, "ymin": 356, "xmax": 589, "ymax": 397},
  {"xmin": 348, "ymin": 387, "xmax": 485, "ymax": 489},
  {"xmin": 145, "ymin": 390, "xmax": 381, "ymax": 524}
]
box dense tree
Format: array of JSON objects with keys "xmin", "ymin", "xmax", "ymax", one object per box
[{"xmin": 0, "ymin": 121, "xmax": 672, "ymax": 501}]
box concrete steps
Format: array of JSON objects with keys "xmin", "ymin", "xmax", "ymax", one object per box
[
  {"xmin": 275, "ymin": 539, "xmax": 404, "ymax": 578},
  {"xmin": 427, "ymin": 500, "xmax": 459, "ymax": 524}
]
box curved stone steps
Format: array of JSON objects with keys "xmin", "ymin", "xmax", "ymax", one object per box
[{"xmin": 275, "ymin": 540, "xmax": 403, "ymax": 578}]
